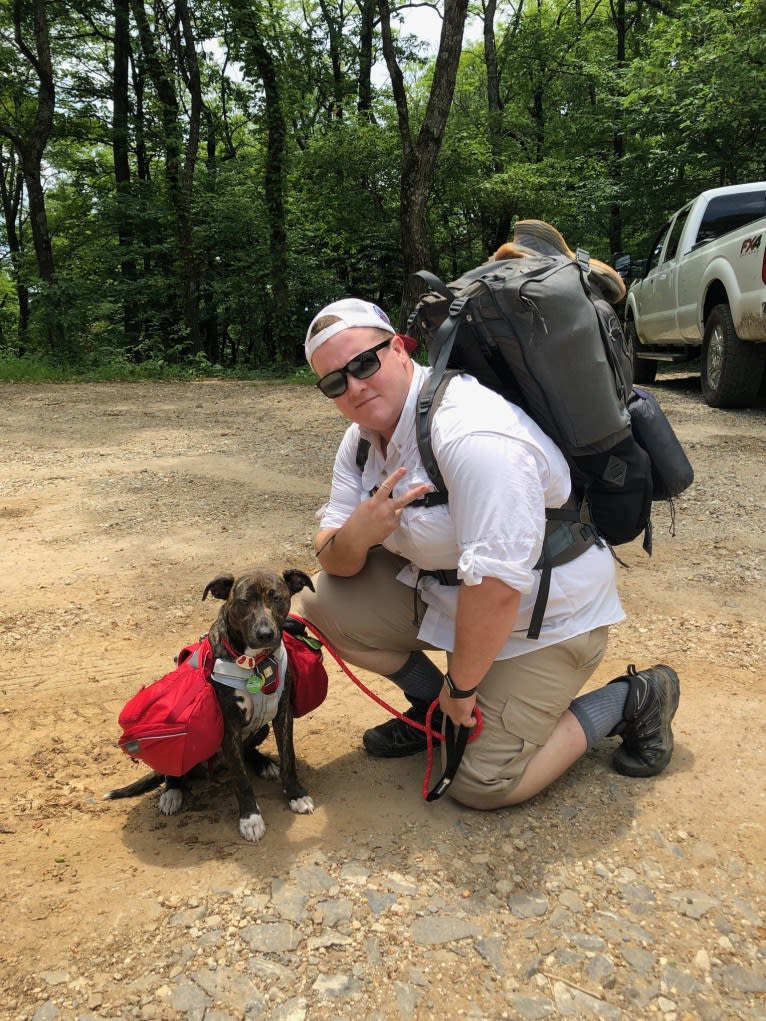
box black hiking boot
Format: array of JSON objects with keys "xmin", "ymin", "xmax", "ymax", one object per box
[
  {"xmin": 363, "ymin": 701, "xmax": 442, "ymax": 758},
  {"xmin": 610, "ymin": 664, "xmax": 680, "ymax": 778}
]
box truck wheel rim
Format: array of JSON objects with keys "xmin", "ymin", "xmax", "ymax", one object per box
[{"xmin": 707, "ymin": 324, "xmax": 723, "ymax": 388}]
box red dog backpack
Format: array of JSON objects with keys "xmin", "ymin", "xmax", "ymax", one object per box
[
  {"xmin": 283, "ymin": 618, "xmax": 328, "ymax": 717},
  {"xmin": 117, "ymin": 637, "xmax": 224, "ymax": 776}
]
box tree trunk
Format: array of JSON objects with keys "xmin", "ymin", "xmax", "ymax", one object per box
[
  {"xmin": 251, "ymin": 34, "xmax": 290, "ymax": 363},
  {"xmin": 176, "ymin": 0, "xmax": 204, "ymax": 357},
  {"xmin": 0, "ymin": 150, "xmax": 29, "ymax": 353},
  {"xmin": 609, "ymin": 0, "xmax": 627, "ymax": 257},
  {"xmin": 481, "ymin": 0, "xmax": 512, "ymax": 252},
  {"xmin": 378, "ymin": 0, "xmax": 469, "ymax": 326},
  {"xmin": 484, "ymin": 0, "xmax": 502, "ymax": 168},
  {"xmin": 0, "ymin": 0, "xmax": 66, "ymax": 353},
  {"xmin": 130, "ymin": 0, "xmax": 202, "ymax": 356},
  {"xmin": 318, "ymin": 0, "xmax": 345, "ymax": 119},
  {"xmin": 357, "ymin": 0, "xmax": 376, "ymax": 118},
  {"xmin": 228, "ymin": 0, "xmax": 291, "ymax": 365},
  {"xmin": 199, "ymin": 107, "xmax": 220, "ymax": 361},
  {"xmin": 112, "ymin": 0, "xmax": 140, "ymax": 348}
]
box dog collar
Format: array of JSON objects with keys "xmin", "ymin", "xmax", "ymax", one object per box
[{"xmin": 220, "ymin": 636, "xmax": 271, "ymax": 671}]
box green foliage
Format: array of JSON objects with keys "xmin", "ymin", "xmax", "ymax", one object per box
[
  {"xmin": 0, "ymin": 349, "xmax": 314, "ymax": 383},
  {"xmin": 0, "ymin": 0, "xmax": 763, "ymax": 372},
  {"xmin": 0, "ymin": 271, "xmax": 19, "ymax": 348},
  {"xmin": 623, "ymin": 0, "xmax": 766, "ymax": 200},
  {"xmin": 290, "ymin": 118, "xmax": 403, "ymax": 313}
]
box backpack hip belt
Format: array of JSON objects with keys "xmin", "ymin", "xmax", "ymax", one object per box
[
  {"xmin": 528, "ymin": 496, "xmax": 599, "ymax": 639},
  {"xmin": 413, "ymin": 493, "xmax": 597, "ymax": 637}
]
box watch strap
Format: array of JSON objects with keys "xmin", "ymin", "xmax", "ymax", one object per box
[{"xmin": 444, "ymin": 672, "xmax": 478, "ymax": 699}]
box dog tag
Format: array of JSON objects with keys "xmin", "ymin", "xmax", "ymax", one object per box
[
  {"xmin": 247, "ymin": 658, "xmax": 278, "ymax": 694},
  {"xmin": 247, "ymin": 673, "xmax": 264, "ymax": 694}
]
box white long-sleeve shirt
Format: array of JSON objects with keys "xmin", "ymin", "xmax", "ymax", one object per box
[{"xmin": 318, "ymin": 362, "xmax": 624, "ymax": 657}]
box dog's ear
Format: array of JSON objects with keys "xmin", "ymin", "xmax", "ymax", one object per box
[
  {"xmin": 202, "ymin": 574, "xmax": 235, "ymax": 601},
  {"xmin": 283, "ymin": 569, "xmax": 315, "ymax": 595}
]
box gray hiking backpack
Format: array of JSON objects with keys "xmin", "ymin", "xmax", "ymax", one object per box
[
  {"xmin": 358, "ymin": 250, "xmax": 693, "ymax": 638},
  {"xmin": 411, "ymin": 253, "xmax": 656, "ymax": 549}
]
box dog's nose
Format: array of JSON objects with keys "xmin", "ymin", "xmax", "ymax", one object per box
[{"xmin": 255, "ymin": 625, "xmax": 276, "ymax": 643}]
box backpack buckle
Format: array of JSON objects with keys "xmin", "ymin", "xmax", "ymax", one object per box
[{"xmin": 448, "ymin": 296, "xmax": 469, "ymax": 317}]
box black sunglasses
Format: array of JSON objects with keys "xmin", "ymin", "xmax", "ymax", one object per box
[{"xmin": 316, "ymin": 339, "xmax": 392, "ymax": 398}]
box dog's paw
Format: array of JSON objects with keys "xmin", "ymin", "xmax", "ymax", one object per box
[
  {"xmin": 158, "ymin": 788, "xmax": 183, "ymax": 815},
  {"xmin": 239, "ymin": 812, "xmax": 266, "ymax": 842},
  {"xmin": 289, "ymin": 795, "xmax": 315, "ymax": 815},
  {"xmin": 247, "ymin": 751, "xmax": 279, "ymax": 780},
  {"xmin": 255, "ymin": 758, "xmax": 280, "ymax": 782},
  {"xmin": 244, "ymin": 747, "xmax": 279, "ymax": 781}
]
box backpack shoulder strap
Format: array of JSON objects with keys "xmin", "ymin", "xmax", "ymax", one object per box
[
  {"xmin": 414, "ymin": 369, "xmax": 462, "ymax": 503},
  {"xmin": 413, "ymin": 267, "xmax": 469, "ymax": 492},
  {"xmin": 412, "ymin": 269, "xmax": 452, "ymax": 299},
  {"xmin": 356, "ymin": 436, "xmax": 371, "ymax": 473}
]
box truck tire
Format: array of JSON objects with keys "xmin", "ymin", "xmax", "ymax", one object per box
[
  {"xmin": 625, "ymin": 319, "xmax": 658, "ymax": 384},
  {"xmin": 701, "ymin": 304, "xmax": 766, "ymax": 408}
]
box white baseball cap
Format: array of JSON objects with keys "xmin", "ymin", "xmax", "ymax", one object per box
[{"xmin": 304, "ymin": 298, "xmax": 395, "ymax": 366}]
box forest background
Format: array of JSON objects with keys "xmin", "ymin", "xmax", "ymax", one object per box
[{"xmin": 0, "ymin": 0, "xmax": 764, "ymax": 375}]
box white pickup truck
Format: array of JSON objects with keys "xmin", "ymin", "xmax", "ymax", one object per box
[{"xmin": 622, "ymin": 182, "xmax": 766, "ymax": 407}]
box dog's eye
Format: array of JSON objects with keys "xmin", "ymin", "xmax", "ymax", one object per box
[{"xmin": 267, "ymin": 588, "xmax": 281, "ymax": 602}]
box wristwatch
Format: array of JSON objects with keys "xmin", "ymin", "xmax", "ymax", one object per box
[{"xmin": 443, "ymin": 672, "xmax": 478, "ymax": 699}]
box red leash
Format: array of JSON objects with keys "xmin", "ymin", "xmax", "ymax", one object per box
[{"xmin": 289, "ymin": 614, "xmax": 483, "ymax": 800}]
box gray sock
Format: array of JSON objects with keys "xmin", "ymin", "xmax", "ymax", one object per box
[
  {"xmin": 570, "ymin": 681, "xmax": 629, "ymax": 751},
  {"xmin": 386, "ymin": 652, "xmax": 444, "ymax": 704}
]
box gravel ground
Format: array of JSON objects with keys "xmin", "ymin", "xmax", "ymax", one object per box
[{"xmin": 0, "ymin": 370, "xmax": 764, "ymax": 1021}]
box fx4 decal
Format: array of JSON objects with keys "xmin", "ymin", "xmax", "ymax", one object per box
[{"xmin": 740, "ymin": 233, "xmax": 762, "ymax": 256}]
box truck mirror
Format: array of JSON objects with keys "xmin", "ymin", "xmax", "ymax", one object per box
[{"xmin": 612, "ymin": 252, "xmax": 632, "ymax": 280}]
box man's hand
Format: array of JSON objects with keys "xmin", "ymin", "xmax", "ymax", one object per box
[
  {"xmin": 440, "ymin": 686, "xmax": 478, "ymax": 729},
  {"xmin": 315, "ymin": 467, "xmax": 430, "ymax": 576},
  {"xmin": 360, "ymin": 467, "xmax": 431, "ymax": 546}
]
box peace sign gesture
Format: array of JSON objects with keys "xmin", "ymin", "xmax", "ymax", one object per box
[
  {"xmin": 367, "ymin": 467, "xmax": 431, "ymax": 541},
  {"xmin": 314, "ymin": 468, "xmax": 432, "ymax": 573}
]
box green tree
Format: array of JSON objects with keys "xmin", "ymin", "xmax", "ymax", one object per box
[
  {"xmin": 130, "ymin": 0, "xmax": 205, "ymax": 355},
  {"xmin": 379, "ymin": 0, "xmax": 469, "ymax": 324},
  {"xmin": 0, "ymin": 141, "xmax": 28, "ymax": 350},
  {"xmin": 624, "ymin": 0, "xmax": 766, "ymax": 201},
  {"xmin": 0, "ymin": 0, "xmax": 65, "ymax": 353}
]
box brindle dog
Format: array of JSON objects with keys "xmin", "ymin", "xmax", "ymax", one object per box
[{"xmin": 105, "ymin": 567, "xmax": 315, "ymax": 842}]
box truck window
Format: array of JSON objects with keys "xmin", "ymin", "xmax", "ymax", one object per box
[
  {"xmin": 647, "ymin": 222, "xmax": 672, "ymax": 273},
  {"xmin": 694, "ymin": 189, "xmax": 766, "ymax": 246},
  {"xmin": 663, "ymin": 206, "xmax": 692, "ymax": 263}
]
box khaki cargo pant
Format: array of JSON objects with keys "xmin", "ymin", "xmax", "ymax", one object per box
[{"xmin": 297, "ymin": 547, "xmax": 608, "ymax": 808}]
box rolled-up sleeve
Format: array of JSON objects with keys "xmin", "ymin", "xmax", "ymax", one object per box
[{"xmin": 317, "ymin": 426, "xmax": 365, "ymax": 530}]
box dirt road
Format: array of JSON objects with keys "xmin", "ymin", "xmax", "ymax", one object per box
[{"xmin": 1, "ymin": 374, "xmax": 764, "ymax": 1020}]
